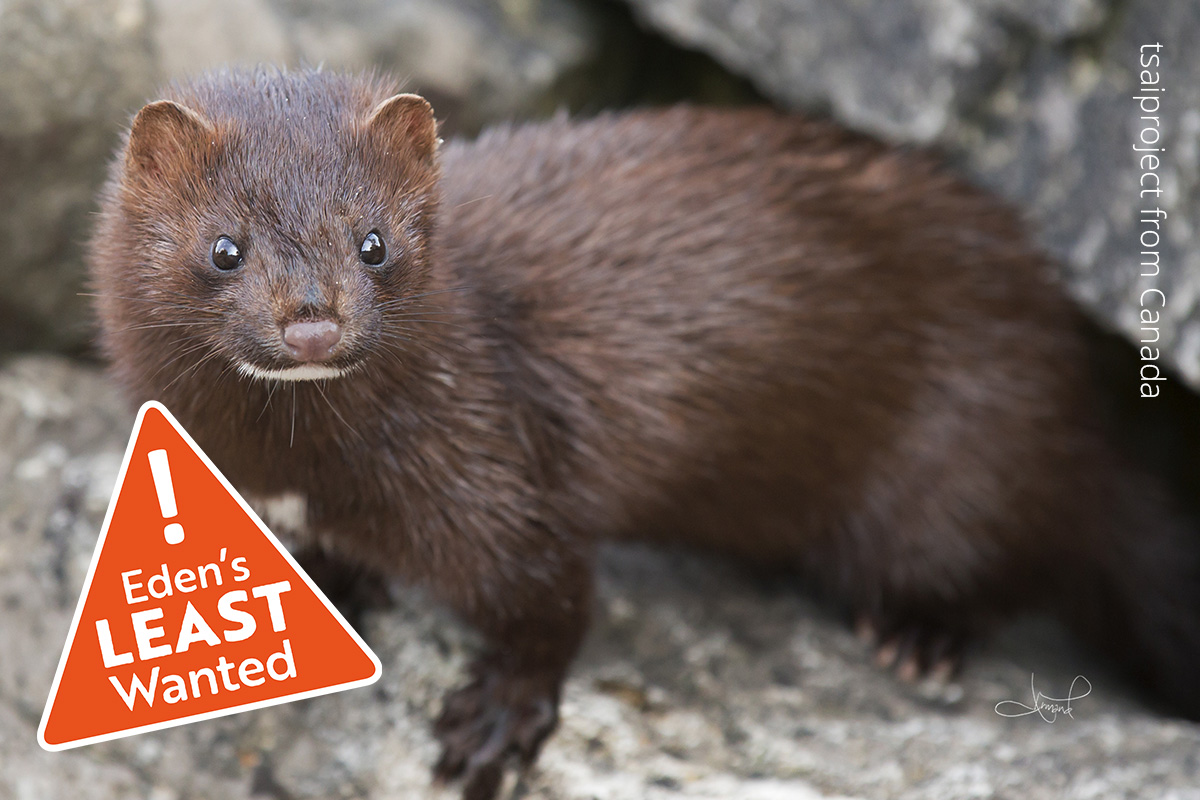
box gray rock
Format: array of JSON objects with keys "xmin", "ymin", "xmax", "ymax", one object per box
[
  {"xmin": 0, "ymin": 0, "xmax": 158, "ymax": 352},
  {"xmin": 0, "ymin": 0, "xmax": 608, "ymax": 353},
  {"xmin": 621, "ymin": 0, "xmax": 1091, "ymax": 143},
  {"xmin": 967, "ymin": 2, "xmax": 1200, "ymax": 389},
  {"xmin": 3, "ymin": 355, "xmax": 1199, "ymax": 798},
  {"xmin": 623, "ymin": 0, "xmax": 1200, "ymax": 390}
]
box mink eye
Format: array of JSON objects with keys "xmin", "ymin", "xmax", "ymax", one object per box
[
  {"xmin": 210, "ymin": 236, "xmax": 244, "ymax": 271},
  {"xmin": 359, "ymin": 231, "xmax": 386, "ymax": 266}
]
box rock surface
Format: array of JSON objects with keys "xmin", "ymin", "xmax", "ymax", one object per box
[
  {"xmin": 623, "ymin": 0, "xmax": 1117, "ymax": 143},
  {"xmin": 0, "ymin": 0, "xmax": 610, "ymax": 353},
  {"xmin": 0, "ymin": 0, "xmax": 158, "ymax": 352},
  {"xmin": 624, "ymin": 0, "xmax": 1200, "ymax": 389},
  {"xmin": 2, "ymin": 354, "xmax": 1199, "ymax": 798}
]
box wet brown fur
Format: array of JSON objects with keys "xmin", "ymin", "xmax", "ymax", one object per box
[{"xmin": 90, "ymin": 68, "xmax": 1200, "ymax": 799}]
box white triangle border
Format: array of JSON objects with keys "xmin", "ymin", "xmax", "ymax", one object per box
[{"xmin": 37, "ymin": 400, "xmax": 383, "ymax": 751}]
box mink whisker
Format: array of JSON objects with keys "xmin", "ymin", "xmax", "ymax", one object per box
[
  {"xmin": 147, "ymin": 338, "xmax": 217, "ymax": 385},
  {"xmin": 78, "ymin": 291, "xmax": 223, "ymax": 316},
  {"xmin": 313, "ymin": 380, "xmax": 363, "ymax": 444}
]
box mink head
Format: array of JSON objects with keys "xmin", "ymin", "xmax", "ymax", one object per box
[{"xmin": 91, "ymin": 69, "xmax": 442, "ymax": 389}]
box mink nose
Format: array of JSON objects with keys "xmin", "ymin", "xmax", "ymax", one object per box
[{"xmin": 283, "ymin": 320, "xmax": 342, "ymax": 362}]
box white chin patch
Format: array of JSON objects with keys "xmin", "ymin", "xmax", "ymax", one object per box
[
  {"xmin": 236, "ymin": 362, "xmax": 348, "ymax": 382},
  {"xmin": 246, "ymin": 491, "xmax": 309, "ymax": 536}
]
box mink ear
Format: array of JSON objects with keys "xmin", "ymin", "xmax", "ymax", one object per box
[
  {"xmin": 126, "ymin": 100, "xmax": 215, "ymax": 184},
  {"xmin": 366, "ymin": 93, "xmax": 439, "ymax": 165}
]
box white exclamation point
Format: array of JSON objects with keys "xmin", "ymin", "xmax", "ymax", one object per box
[{"xmin": 148, "ymin": 449, "xmax": 185, "ymax": 545}]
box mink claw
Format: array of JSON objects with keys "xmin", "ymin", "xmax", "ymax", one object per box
[
  {"xmin": 432, "ymin": 664, "xmax": 561, "ymax": 800},
  {"xmin": 860, "ymin": 611, "xmax": 969, "ymax": 682}
]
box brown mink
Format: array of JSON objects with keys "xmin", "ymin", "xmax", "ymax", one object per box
[{"xmin": 89, "ymin": 67, "xmax": 1200, "ymax": 799}]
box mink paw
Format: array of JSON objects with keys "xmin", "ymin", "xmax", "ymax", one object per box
[
  {"xmin": 856, "ymin": 614, "xmax": 968, "ymax": 683},
  {"xmin": 293, "ymin": 546, "xmax": 392, "ymax": 630},
  {"xmin": 433, "ymin": 661, "xmax": 561, "ymax": 800}
]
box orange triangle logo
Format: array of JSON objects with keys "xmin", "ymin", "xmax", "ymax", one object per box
[{"xmin": 38, "ymin": 401, "xmax": 381, "ymax": 750}]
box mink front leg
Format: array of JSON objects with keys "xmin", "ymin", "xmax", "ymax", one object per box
[{"xmin": 431, "ymin": 532, "xmax": 594, "ymax": 800}]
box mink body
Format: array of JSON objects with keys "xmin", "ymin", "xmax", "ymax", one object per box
[{"xmin": 90, "ymin": 69, "xmax": 1200, "ymax": 799}]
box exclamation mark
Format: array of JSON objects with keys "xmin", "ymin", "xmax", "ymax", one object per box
[{"xmin": 148, "ymin": 449, "xmax": 185, "ymax": 545}]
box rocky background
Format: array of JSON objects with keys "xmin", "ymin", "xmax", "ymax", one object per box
[
  {"xmin": 3, "ymin": 1, "xmax": 1200, "ymax": 799},
  {"xmin": 5, "ymin": 356, "xmax": 1200, "ymax": 799}
]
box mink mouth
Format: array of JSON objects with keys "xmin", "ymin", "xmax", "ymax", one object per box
[
  {"xmin": 230, "ymin": 323, "xmax": 368, "ymax": 382},
  {"xmin": 234, "ymin": 360, "xmax": 359, "ymax": 382}
]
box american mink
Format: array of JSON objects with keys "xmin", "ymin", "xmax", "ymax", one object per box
[{"xmin": 89, "ymin": 68, "xmax": 1200, "ymax": 798}]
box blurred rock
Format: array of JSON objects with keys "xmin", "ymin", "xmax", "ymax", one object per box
[
  {"xmin": 0, "ymin": 0, "xmax": 158, "ymax": 352},
  {"xmin": 153, "ymin": 0, "xmax": 610, "ymax": 131},
  {"xmin": 3, "ymin": 355, "xmax": 1199, "ymax": 798},
  {"xmin": 624, "ymin": 0, "xmax": 1200, "ymax": 390},
  {"xmin": 0, "ymin": 0, "xmax": 610, "ymax": 353}
]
